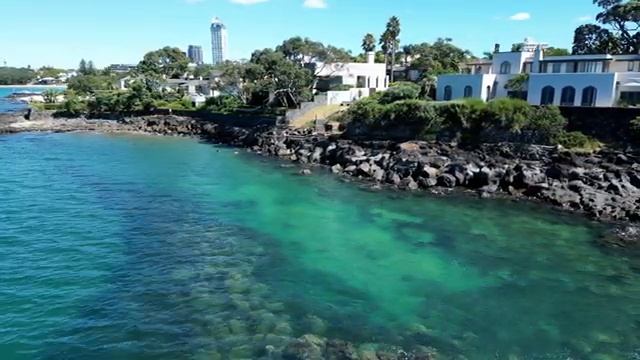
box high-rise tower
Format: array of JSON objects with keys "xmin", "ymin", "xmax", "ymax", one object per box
[
  {"xmin": 188, "ymin": 45, "xmax": 204, "ymax": 65},
  {"xmin": 210, "ymin": 18, "xmax": 228, "ymax": 65}
]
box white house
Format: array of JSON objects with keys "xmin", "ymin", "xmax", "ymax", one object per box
[
  {"xmin": 436, "ymin": 40, "xmax": 640, "ymax": 107},
  {"xmin": 313, "ymin": 52, "xmax": 388, "ymax": 104}
]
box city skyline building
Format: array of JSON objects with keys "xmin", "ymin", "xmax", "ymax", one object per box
[
  {"xmin": 210, "ymin": 17, "xmax": 228, "ymax": 65},
  {"xmin": 187, "ymin": 45, "xmax": 204, "ymax": 65}
]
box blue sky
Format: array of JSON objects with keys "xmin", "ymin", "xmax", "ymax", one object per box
[{"xmin": 1, "ymin": 0, "xmax": 601, "ymax": 69}]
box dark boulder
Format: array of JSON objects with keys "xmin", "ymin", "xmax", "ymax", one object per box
[{"xmin": 437, "ymin": 174, "xmax": 457, "ymax": 188}]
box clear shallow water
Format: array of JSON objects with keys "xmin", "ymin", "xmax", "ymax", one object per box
[{"xmin": 0, "ymin": 133, "xmax": 639, "ymax": 359}]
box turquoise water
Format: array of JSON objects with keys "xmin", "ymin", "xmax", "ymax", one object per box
[
  {"xmin": 1, "ymin": 133, "xmax": 639, "ymax": 359},
  {"xmin": 0, "ymin": 87, "xmax": 64, "ymax": 113}
]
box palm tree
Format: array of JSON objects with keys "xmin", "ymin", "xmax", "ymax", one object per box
[
  {"xmin": 383, "ymin": 16, "xmax": 401, "ymax": 83},
  {"xmin": 379, "ymin": 30, "xmax": 392, "ymax": 73},
  {"xmin": 361, "ymin": 33, "xmax": 376, "ymax": 53}
]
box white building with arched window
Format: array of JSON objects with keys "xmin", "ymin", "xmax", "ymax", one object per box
[{"xmin": 436, "ymin": 39, "xmax": 640, "ymax": 107}]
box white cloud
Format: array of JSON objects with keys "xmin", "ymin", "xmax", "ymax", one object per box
[
  {"xmin": 230, "ymin": 0, "xmax": 269, "ymax": 5},
  {"xmin": 509, "ymin": 12, "xmax": 531, "ymax": 21},
  {"xmin": 576, "ymin": 15, "xmax": 593, "ymax": 22},
  {"xmin": 303, "ymin": 0, "xmax": 327, "ymax": 9}
]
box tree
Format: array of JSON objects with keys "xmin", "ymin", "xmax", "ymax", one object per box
[
  {"xmin": 544, "ymin": 47, "xmax": 571, "ymax": 56},
  {"xmin": 78, "ymin": 59, "xmax": 87, "ymax": 75},
  {"xmin": 249, "ymin": 48, "xmax": 313, "ymax": 107},
  {"xmin": 407, "ymin": 39, "xmax": 472, "ymax": 76},
  {"xmin": 38, "ymin": 67, "xmax": 65, "ymax": 79},
  {"xmin": 192, "ymin": 64, "xmax": 216, "ymax": 79},
  {"xmin": 137, "ymin": 47, "xmax": 189, "ymax": 79},
  {"xmin": 87, "ymin": 61, "xmax": 96, "ymax": 75},
  {"xmin": 276, "ymin": 37, "xmax": 354, "ymax": 66},
  {"xmin": 594, "ymin": 0, "xmax": 640, "ymax": 53},
  {"xmin": 504, "ymin": 74, "xmax": 530, "ymax": 99},
  {"xmin": 572, "ymin": 24, "xmax": 620, "ymax": 54},
  {"xmin": 67, "ymin": 74, "xmax": 114, "ymax": 95},
  {"xmin": 511, "ymin": 43, "xmax": 525, "ymax": 52},
  {"xmin": 571, "ymin": 0, "xmax": 640, "ymax": 54},
  {"xmin": 0, "ymin": 67, "xmax": 36, "ymax": 85},
  {"xmin": 213, "ymin": 61, "xmax": 262, "ymax": 104},
  {"xmin": 361, "ymin": 33, "xmax": 376, "ymax": 53},
  {"xmin": 382, "ymin": 16, "xmax": 401, "ymax": 83}
]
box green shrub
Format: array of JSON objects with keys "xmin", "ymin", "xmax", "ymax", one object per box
[
  {"xmin": 555, "ymin": 131, "xmax": 601, "ymax": 152},
  {"xmin": 155, "ymin": 97, "xmax": 194, "ymax": 110},
  {"xmin": 528, "ymin": 106, "xmax": 567, "ymax": 141},
  {"xmin": 435, "ymin": 99, "xmax": 486, "ymax": 131},
  {"xmin": 62, "ymin": 91, "xmax": 87, "ymax": 116},
  {"xmin": 200, "ymin": 95, "xmax": 243, "ymax": 114},
  {"xmin": 485, "ymin": 98, "xmax": 532, "ymax": 131},
  {"xmin": 381, "ymin": 100, "xmax": 439, "ymax": 129},
  {"xmin": 379, "ymin": 82, "xmax": 421, "ymax": 104},
  {"xmin": 342, "ymin": 97, "xmax": 386, "ymax": 125}
]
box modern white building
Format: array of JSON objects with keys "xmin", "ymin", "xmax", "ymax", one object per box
[
  {"xmin": 313, "ymin": 51, "xmax": 389, "ymax": 104},
  {"xmin": 210, "ymin": 18, "xmax": 228, "ymax": 65},
  {"xmin": 436, "ymin": 40, "xmax": 640, "ymax": 107}
]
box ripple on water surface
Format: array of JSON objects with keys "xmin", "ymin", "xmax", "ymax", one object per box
[{"xmin": 0, "ymin": 132, "xmax": 639, "ymax": 359}]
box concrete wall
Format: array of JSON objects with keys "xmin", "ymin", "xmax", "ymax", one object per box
[
  {"xmin": 437, "ymin": 74, "xmax": 486, "ymax": 101},
  {"xmin": 527, "ymin": 73, "xmax": 616, "ymax": 107},
  {"xmin": 436, "ymin": 74, "xmax": 509, "ymax": 101},
  {"xmin": 491, "ymin": 52, "xmax": 533, "ymax": 75},
  {"xmin": 315, "ymin": 62, "xmax": 388, "ymax": 90},
  {"xmin": 325, "ymin": 88, "xmax": 372, "ymax": 105}
]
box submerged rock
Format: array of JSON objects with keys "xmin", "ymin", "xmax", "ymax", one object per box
[
  {"xmin": 598, "ymin": 225, "xmax": 640, "ymax": 248},
  {"xmin": 282, "ymin": 335, "xmax": 326, "ymax": 360}
]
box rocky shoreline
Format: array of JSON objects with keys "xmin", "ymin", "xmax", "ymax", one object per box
[{"xmin": 2, "ymin": 112, "xmax": 639, "ymax": 250}]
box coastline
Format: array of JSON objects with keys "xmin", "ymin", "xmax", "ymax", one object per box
[
  {"xmin": 0, "ymin": 84, "xmax": 67, "ymax": 89},
  {"xmin": 1, "ymin": 111, "xmax": 638, "ymax": 248}
]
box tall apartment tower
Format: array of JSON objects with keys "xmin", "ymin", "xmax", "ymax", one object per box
[
  {"xmin": 210, "ymin": 17, "xmax": 228, "ymax": 65},
  {"xmin": 188, "ymin": 45, "xmax": 204, "ymax": 65}
]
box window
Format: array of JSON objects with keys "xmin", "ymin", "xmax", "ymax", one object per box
[
  {"xmin": 463, "ymin": 86, "xmax": 473, "ymax": 98},
  {"xmin": 375, "ymin": 77, "xmax": 379, "ymax": 88},
  {"xmin": 500, "ymin": 61, "xmax": 512, "ymax": 74},
  {"xmin": 552, "ymin": 63, "xmax": 562, "ymax": 73},
  {"xmin": 620, "ymin": 91, "xmax": 640, "ymax": 105},
  {"xmin": 560, "ymin": 86, "xmax": 576, "ymax": 106},
  {"xmin": 523, "ymin": 63, "xmax": 532, "ymax": 73},
  {"xmin": 357, "ymin": 76, "xmax": 367, "ymax": 88},
  {"xmin": 581, "ymin": 86, "xmax": 598, "ymax": 107},
  {"xmin": 486, "ymin": 86, "xmax": 491, "ymax": 101},
  {"xmin": 444, "ymin": 86, "xmax": 452, "ymax": 101},
  {"xmin": 578, "ymin": 61, "xmax": 603, "ymax": 73},
  {"xmin": 541, "ymin": 86, "xmax": 555, "ymax": 105},
  {"xmin": 566, "ymin": 62, "xmax": 577, "ymax": 73},
  {"xmin": 475, "ymin": 65, "xmax": 482, "ymax": 74},
  {"xmin": 628, "ymin": 61, "xmax": 635, "ymax": 72}
]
